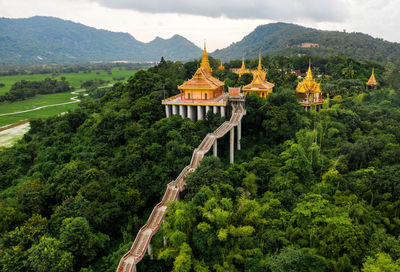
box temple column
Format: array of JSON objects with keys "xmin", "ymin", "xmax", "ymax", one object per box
[
  {"xmin": 213, "ymin": 140, "xmax": 217, "ymax": 157},
  {"xmin": 213, "ymin": 106, "xmax": 218, "ymax": 115},
  {"xmin": 230, "ymin": 127, "xmax": 234, "ymax": 164},
  {"xmin": 237, "ymin": 122, "xmax": 241, "ymax": 150},
  {"xmin": 206, "ymin": 105, "xmax": 211, "ymax": 114},
  {"xmin": 179, "ymin": 105, "xmax": 186, "ymax": 119},
  {"xmin": 165, "ymin": 105, "xmax": 171, "ymax": 117},
  {"xmin": 187, "ymin": 105, "xmax": 195, "ymax": 122},
  {"xmin": 197, "ymin": 105, "xmax": 204, "ymax": 120},
  {"xmin": 221, "ymin": 106, "xmax": 226, "ymax": 117},
  {"xmin": 172, "ymin": 105, "xmax": 178, "ymax": 115}
]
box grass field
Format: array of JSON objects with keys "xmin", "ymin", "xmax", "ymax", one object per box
[
  {"xmin": 0, "ymin": 67, "xmax": 136, "ymax": 95},
  {"xmin": 0, "ymin": 68, "xmax": 137, "ymax": 128}
]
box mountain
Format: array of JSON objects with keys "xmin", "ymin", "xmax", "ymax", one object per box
[
  {"xmin": 0, "ymin": 16, "xmax": 202, "ymax": 64},
  {"xmin": 211, "ymin": 22, "xmax": 400, "ymax": 62}
]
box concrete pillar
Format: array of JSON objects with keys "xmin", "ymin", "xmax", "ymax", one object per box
[
  {"xmin": 165, "ymin": 105, "xmax": 171, "ymax": 117},
  {"xmin": 187, "ymin": 105, "xmax": 195, "ymax": 121},
  {"xmin": 213, "ymin": 106, "xmax": 218, "ymax": 115},
  {"xmin": 206, "ymin": 105, "xmax": 211, "ymax": 114},
  {"xmin": 172, "ymin": 105, "xmax": 178, "ymax": 115},
  {"xmin": 230, "ymin": 127, "xmax": 234, "ymax": 164},
  {"xmin": 148, "ymin": 243, "xmax": 153, "ymax": 260},
  {"xmin": 179, "ymin": 105, "xmax": 186, "ymax": 119},
  {"xmin": 213, "ymin": 140, "xmax": 217, "ymax": 157},
  {"xmin": 237, "ymin": 122, "xmax": 241, "ymax": 150},
  {"xmin": 221, "ymin": 106, "xmax": 226, "ymax": 118},
  {"xmin": 197, "ymin": 105, "xmax": 204, "ymax": 120}
]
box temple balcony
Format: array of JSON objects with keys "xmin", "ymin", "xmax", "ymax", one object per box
[{"xmin": 162, "ymin": 93, "xmax": 228, "ymax": 106}]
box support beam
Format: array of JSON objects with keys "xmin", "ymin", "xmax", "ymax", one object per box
[
  {"xmin": 213, "ymin": 140, "xmax": 217, "ymax": 157},
  {"xmin": 230, "ymin": 127, "xmax": 234, "ymax": 164},
  {"xmin": 197, "ymin": 105, "xmax": 204, "ymax": 120},
  {"xmin": 165, "ymin": 105, "xmax": 171, "ymax": 117},
  {"xmin": 179, "ymin": 105, "xmax": 186, "ymax": 119},
  {"xmin": 213, "ymin": 106, "xmax": 219, "ymax": 115},
  {"xmin": 221, "ymin": 106, "xmax": 226, "ymax": 118},
  {"xmin": 237, "ymin": 122, "xmax": 241, "ymax": 150},
  {"xmin": 172, "ymin": 105, "xmax": 178, "ymax": 115}
]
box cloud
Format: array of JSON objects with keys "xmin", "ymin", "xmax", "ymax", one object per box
[{"xmin": 90, "ymin": 0, "xmax": 349, "ymax": 22}]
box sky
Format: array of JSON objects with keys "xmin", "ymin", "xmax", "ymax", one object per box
[{"xmin": 0, "ymin": 0, "xmax": 399, "ymax": 52}]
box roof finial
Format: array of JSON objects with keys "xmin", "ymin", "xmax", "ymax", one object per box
[
  {"xmin": 258, "ymin": 51, "xmax": 262, "ymax": 71},
  {"xmin": 204, "ymin": 39, "xmax": 206, "ymax": 52},
  {"xmin": 306, "ymin": 58, "xmax": 313, "ymax": 79}
]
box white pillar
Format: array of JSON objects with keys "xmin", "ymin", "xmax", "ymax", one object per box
[
  {"xmin": 237, "ymin": 122, "xmax": 241, "ymax": 150},
  {"xmin": 172, "ymin": 105, "xmax": 178, "ymax": 115},
  {"xmin": 197, "ymin": 105, "xmax": 204, "ymax": 120},
  {"xmin": 213, "ymin": 106, "xmax": 218, "ymax": 115},
  {"xmin": 213, "ymin": 140, "xmax": 217, "ymax": 157},
  {"xmin": 179, "ymin": 105, "xmax": 186, "ymax": 119},
  {"xmin": 187, "ymin": 105, "xmax": 195, "ymax": 121},
  {"xmin": 148, "ymin": 243, "xmax": 153, "ymax": 260},
  {"xmin": 165, "ymin": 105, "xmax": 171, "ymax": 117},
  {"xmin": 221, "ymin": 106, "xmax": 226, "ymax": 117},
  {"xmin": 230, "ymin": 127, "xmax": 234, "ymax": 164},
  {"xmin": 206, "ymin": 105, "xmax": 211, "ymax": 114}
]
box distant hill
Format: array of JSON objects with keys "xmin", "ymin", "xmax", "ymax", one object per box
[
  {"xmin": 0, "ymin": 16, "xmax": 202, "ymax": 64},
  {"xmin": 211, "ymin": 22, "xmax": 400, "ymax": 63}
]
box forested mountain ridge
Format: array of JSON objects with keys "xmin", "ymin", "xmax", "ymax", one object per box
[
  {"xmin": 1, "ymin": 56, "xmax": 400, "ymax": 271},
  {"xmin": 0, "ymin": 16, "xmax": 202, "ymax": 64},
  {"xmin": 212, "ymin": 22, "xmax": 400, "ymax": 63}
]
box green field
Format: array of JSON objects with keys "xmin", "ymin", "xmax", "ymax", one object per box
[
  {"xmin": 0, "ymin": 68, "xmax": 137, "ymax": 128},
  {"xmin": 0, "ymin": 67, "xmax": 136, "ymax": 95}
]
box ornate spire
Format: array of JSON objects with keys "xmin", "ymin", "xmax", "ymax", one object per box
[
  {"xmin": 306, "ymin": 58, "xmax": 313, "ymax": 80},
  {"xmin": 367, "ymin": 67, "xmax": 378, "ymax": 86},
  {"xmin": 241, "ymin": 55, "xmax": 246, "ymax": 70},
  {"xmin": 258, "ymin": 52, "xmax": 262, "ymax": 71},
  {"xmin": 200, "ymin": 41, "xmax": 212, "ymax": 75}
]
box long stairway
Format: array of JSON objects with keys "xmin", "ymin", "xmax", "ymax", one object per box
[{"xmin": 116, "ymin": 101, "xmax": 245, "ymax": 272}]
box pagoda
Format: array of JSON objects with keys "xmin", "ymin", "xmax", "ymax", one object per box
[
  {"xmin": 296, "ymin": 61, "xmax": 323, "ymax": 110},
  {"xmin": 218, "ymin": 60, "xmax": 225, "ymax": 70},
  {"xmin": 231, "ymin": 56, "xmax": 253, "ymax": 78},
  {"xmin": 242, "ymin": 53, "xmax": 274, "ymax": 98},
  {"xmin": 162, "ymin": 42, "xmax": 227, "ymax": 121},
  {"xmin": 366, "ymin": 68, "xmax": 378, "ymax": 90}
]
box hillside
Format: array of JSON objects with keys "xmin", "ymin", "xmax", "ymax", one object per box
[
  {"xmin": 212, "ymin": 22, "xmax": 400, "ymax": 62},
  {"xmin": 0, "ymin": 16, "xmax": 202, "ymax": 64}
]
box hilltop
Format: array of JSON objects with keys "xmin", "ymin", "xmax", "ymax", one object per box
[{"xmin": 212, "ymin": 22, "xmax": 400, "ymax": 62}]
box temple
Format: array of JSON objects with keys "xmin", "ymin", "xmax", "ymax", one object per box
[
  {"xmin": 162, "ymin": 43, "xmax": 228, "ymax": 121},
  {"xmin": 218, "ymin": 60, "xmax": 225, "ymax": 70},
  {"xmin": 366, "ymin": 68, "xmax": 378, "ymax": 90},
  {"xmin": 242, "ymin": 53, "xmax": 274, "ymax": 98},
  {"xmin": 296, "ymin": 61, "xmax": 323, "ymax": 110}
]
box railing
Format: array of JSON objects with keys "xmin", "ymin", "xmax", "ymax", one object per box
[{"xmin": 116, "ymin": 100, "xmax": 245, "ymax": 272}]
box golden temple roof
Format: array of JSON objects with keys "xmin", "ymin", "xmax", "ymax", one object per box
[
  {"xmin": 178, "ymin": 42, "xmax": 224, "ymax": 90},
  {"xmin": 367, "ymin": 68, "xmax": 378, "ymax": 86},
  {"xmin": 296, "ymin": 60, "xmax": 322, "ymax": 93},
  {"xmin": 243, "ymin": 53, "xmax": 275, "ymax": 91}
]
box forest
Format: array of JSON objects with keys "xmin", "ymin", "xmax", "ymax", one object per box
[{"xmin": 0, "ymin": 55, "xmax": 400, "ymax": 272}]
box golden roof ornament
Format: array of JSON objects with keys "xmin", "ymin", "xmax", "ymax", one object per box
[
  {"xmin": 367, "ymin": 68, "xmax": 378, "ymax": 86},
  {"xmin": 200, "ymin": 40, "xmax": 212, "ymax": 75}
]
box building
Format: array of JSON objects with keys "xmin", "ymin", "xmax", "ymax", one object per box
[
  {"xmin": 231, "ymin": 56, "xmax": 255, "ymax": 78},
  {"xmin": 366, "ymin": 68, "xmax": 378, "ymax": 90},
  {"xmin": 218, "ymin": 60, "xmax": 225, "ymax": 70},
  {"xmin": 296, "ymin": 61, "xmax": 323, "ymax": 110},
  {"xmin": 242, "ymin": 54, "xmax": 274, "ymax": 98},
  {"xmin": 162, "ymin": 43, "xmax": 228, "ymax": 121}
]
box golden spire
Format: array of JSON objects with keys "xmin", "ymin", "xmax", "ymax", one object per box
[
  {"xmin": 306, "ymin": 58, "xmax": 313, "ymax": 80},
  {"xmin": 258, "ymin": 52, "xmax": 262, "ymax": 71},
  {"xmin": 367, "ymin": 67, "xmax": 378, "ymax": 86},
  {"xmin": 241, "ymin": 55, "xmax": 246, "ymax": 70},
  {"xmin": 200, "ymin": 40, "xmax": 212, "ymax": 75}
]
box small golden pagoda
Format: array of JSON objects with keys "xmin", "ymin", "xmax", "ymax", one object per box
[
  {"xmin": 231, "ymin": 56, "xmax": 254, "ymax": 78},
  {"xmin": 177, "ymin": 42, "xmax": 224, "ymax": 100},
  {"xmin": 242, "ymin": 53, "xmax": 274, "ymax": 98},
  {"xmin": 296, "ymin": 60, "xmax": 323, "ymax": 110},
  {"xmin": 218, "ymin": 60, "xmax": 225, "ymax": 70},
  {"xmin": 366, "ymin": 68, "xmax": 378, "ymax": 90}
]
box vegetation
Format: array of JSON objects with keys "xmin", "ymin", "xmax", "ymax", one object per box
[
  {"xmin": 0, "ymin": 55, "xmax": 400, "ymax": 272},
  {"xmin": 212, "ymin": 22, "xmax": 400, "ymax": 63}
]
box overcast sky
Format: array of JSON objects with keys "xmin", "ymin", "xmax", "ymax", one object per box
[{"xmin": 0, "ymin": 0, "xmax": 399, "ymax": 51}]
